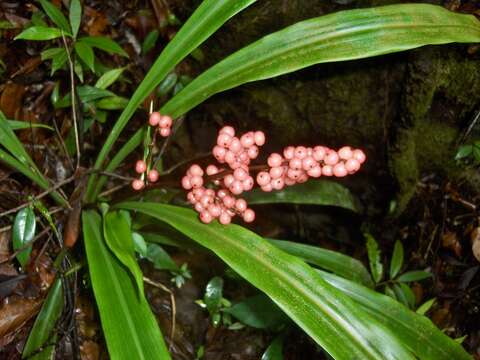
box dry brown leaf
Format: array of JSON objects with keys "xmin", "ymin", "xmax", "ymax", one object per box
[
  {"xmin": 442, "ymin": 231, "xmax": 462, "ymax": 257},
  {"xmin": 0, "ymin": 297, "xmax": 42, "ymax": 338},
  {"xmin": 0, "ymin": 82, "xmax": 25, "ymax": 119},
  {"xmin": 470, "ymin": 227, "xmax": 480, "ymax": 262}
]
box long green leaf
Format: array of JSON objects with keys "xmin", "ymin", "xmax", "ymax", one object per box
[
  {"xmin": 117, "ymin": 202, "xmax": 414, "ymax": 360},
  {"xmin": 103, "ymin": 210, "xmax": 144, "ymax": 297},
  {"xmin": 267, "ymin": 238, "xmax": 373, "ymax": 287},
  {"xmin": 82, "ymin": 210, "xmax": 170, "ymax": 360},
  {"xmin": 245, "ymin": 180, "xmax": 357, "ymax": 211},
  {"xmin": 74, "ymin": 41, "xmax": 95, "ymax": 72},
  {"xmin": 23, "ymin": 277, "xmax": 64, "ymax": 359},
  {"xmin": 69, "ymin": 0, "xmax": 82, "ymax": 39},
  {"xmin": 13, "ymin": 207, "xmax": 36, "ymax": 268},
  {"xmin": 15, "ymin": 26, "xmax": 65, "ymax": 40},
  {"xmin": 78, "ymin": 36, "xmax": 128, "ymax": 57},
  {"xmin": 85, "ymin": 0, "xmax": 258, "ymax": 202},
  {"xmin": 160, "ymin": 4, "xmax": 480, "ymax": 119},
  {"xmin": 8, "ymin": 120, "xmax": 53, "ymax": 131},
  {"xmin": 318, "ymin": 270, "xmax": 471, "ymax": 360},
  {"xmin": 39, "ymin": 0, "xmax": 71, "ymax": 34}
]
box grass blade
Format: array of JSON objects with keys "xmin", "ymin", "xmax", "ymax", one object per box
[{"xmin": 82, "ymin": 210, "xmax": 170, "ymax": 360}]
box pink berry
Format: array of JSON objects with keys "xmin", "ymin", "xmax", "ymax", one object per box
[
  {"xmin": 240, "ymin": 132, "xmax": 255, "ymax": 148},
  {"xmin": 256, "ymin": 172, "xmax": 271, "ymax": 186},
  {"xmin": 213, "ymin": 146, "xmax": 227, "ymax": 161},
  {"xmin": 268, "ymin": 153, "xmax": 283, "ymax": 167},
  {"xmin": 235, "ymin": 199, "xmax": 247, "ymax": 212},
  {"xmin": 271, "ymin": 178, "xmax": 285, "ymax": 190},
  {"xmin": 333, "ymin": 163, "xmax": 347, "ymax": 177},
  {"xmin": 285, "ymin": 177, "xmax": 296, "ymax": 186},
  {"xmin": 205, "ymin": 189, "xmax": 215, "ymax": 197},
  {"xmin": 159, "ymin": 115, "xmax": 173, "ymax": 129},
  {"xmin": 338, "ymin": 146, "xmax": 353, "ymax": 160},
  {"xmin": 190, "ymin": 175, "xmax": 203, "ymax": 188},
  {"xmin": 217, "ymin": 133, "xmax": 232, "ymax": 147},
  {"xmin": 247, "ymin": 145, "xmax": 259, "ymax": 159},
  {"xmin": 220, "ymin": 126, "xmax": 235, "ymax": 137},
  {"xmin": 353, "ymin": 149, "xmax": 366, "ymax": 164},
  {"xmin": 223, "ymin": 151, "xmax": 234, "ymax": 164},
  {"xmin": 230, "ymin": 180, "xmax": 244, "ymax": 195},
  {"xmin": 208, "ymin": 205, "xmax": 222, "ymax": 218},
  {"xmin": 200, "ymin": 195, "xmax": 213, "ymax": 207},
  {"xmin": 302, "ymin": 157, "xmax": 316, "ymax": 170},
  {"xmin": 223, "ymin": 195, "xmax": 235, "ymax": 208},
  {"xmin": 297, "ymin": 174, "xmax": 308, "ymax": 183},
  {"xmin": 238, "ymin": 151, "xmax": 249, "ymax": 163},
  {"xmin": 219, "ymin": 212, "xmax": 231, "ymax": 225},
  {"xmin": 135, "ymin": 160, "xmax": 147, "ymax": 174},
  {"xmin": 261, "ymin": 184, "xmax": 273, "ymax": 192},
  {"xmin": 200, "ymin": 211, "xmax": 213, "ymax": 224},
  {"xmin": 287, "ymin": 168, "xmax": 302, "ymax": 179},
  {"xmin": 147, "ymin": 170, "xmax": 159, "ymax": 182},
  {"xmin": 243, "ymin": 177, "xmax": 254, "ymax": 191},
  {"xmin": 189, "ymin": 164, "xmax": 204, "ymax": 176},
  {"xmin": 217, "ymin": 189, "xmax": 228, "ymax": 198},
  {"xmin": 269, "ymin": 166, "xmax": 284, "ymax": 179},
  {"xmin": 289, "ymin": 158, "xmax": 302, "ymax": 170},
  {"xmin": 193, "ymin": 188, "xmax": 205, "ymax": 200},
  {"xmin": 187, "ymin": 192, "xmax": 196, "ymax": 204},
  {"xmin": 322, "ymin": 165, "xmax": 333, "ymax": 176},
  {"xmin": 345, "ymin": 158, "xmax": 360, "ymax": 173},
  {"xmin": 307, "ymin": 166, "xmax": 322, "ymax": 178},
  {"xmin": 194, "ymin": 203, "xmax": 204, "ymax": 213},
  {"xmin": 283, "ymin": 146, "xmax": 295, "ymax": 160},
  {"xmin": 294, "ymin": 146, "xmax": 307, "ymax": 159},
  {"xmin": 206, "ymin": 165, "xmax": 219, "ymax": 175},
  {"xmin": 224, "ymin": 174, "xmax": 235, "ymax": 187},
  {"xmin": 132, "ymin": 179, "xmax": 145, "ymax": 191},
  {"xmin": 149, "ymin": 112, "xmax": 161, "ymax": 126},
  {"xmin": 254, "ymin": 131, "xmax": 265, "ymax": 146},
  {"xmin": 159, "ymin": 128, "xmax": 171, "ymax": 137},
  {"xmin": 313, "ymin": 146, "xmax": 326, "ymax": 161},
  {"xmin": 324, "ymin": 151, "xmax": 339, "ymax": 166},
  {"xmin": 234, "ymin": 167, "xmax": 248, "ymax": 181},
  {"xmin": 229, "ymin": 138, "xmax": 242, "ymax": 153},
  {"xmin": 243, "ymin": 209, "xmax": 255, "ymax": 223}
]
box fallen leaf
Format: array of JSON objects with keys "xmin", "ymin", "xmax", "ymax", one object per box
[
  {"xmin": 470, "ymin": 227, "xmax": 480, "ymax": 262},
  {"xmin": 442, "ymin": 231, "xmax": 462, "ymax": 257},
  {"xmin": 0, "ymin": 297, "xmax": 42, "ymax": 338},
  {"xmin": 0, "ymin": 82, "xmax": 25, "ymax": 119}
]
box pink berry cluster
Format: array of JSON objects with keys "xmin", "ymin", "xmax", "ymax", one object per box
[
  {"xmin": 182, "ymin": 164, "xmax": 255, "ymax": 225},
  {"xmin": 132, "ymin": 160, "xmax": 160, "ymax": 190},
  {"xmin": 256, "ymin": 145, "xmax": 366, "ymax": 192},
  {"xmin": 149, "ymin": 111, "xmax": 173, "ymax": 137},
  {"xmin": 179, "ymin": 126, "xmax": 366, "ymax": 225}
]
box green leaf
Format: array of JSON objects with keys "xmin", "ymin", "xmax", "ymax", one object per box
[
  {"xmin": 78, "ymin": 36, "xmax": 128, "ymax": 57},
  {"xmin": 56, "ymin": 86, "xmax": 114, "ymax": 108},
  {"xmin": 96, "ymin": 96, "xmax": 128, "ymax": 110},
  {"xmin": 160, "ymin": 4, "xmax": 480, "ymax": 120},
  {"xmin": 262, "ymin": 335, "xmax": 284, "ymax": 360},
  {"xmin": 69, "ymin": 0, "xmax": 82, "ymax": 39},
  {"xmin": 40, "ymin": 47, "xmax": 64, "ymax": 60},
  {"xmin": 7, "ymin": 120, "xmax": 53, "ymax": 131},
  {"xmin": 50, "ymin": 48, "xmax": 68, "ymax": 75},
  {"xmin": 267, "ymin": 238, "xmax": 373, "ymax": 287},
  {"xmin": 13, "ymin": 207, "xmax": 36, "ymax": 268},
  {"xmin": 82, "ymin": 210, "xmax": 171, "ymax": 360},
  {"xmin": 23, "ymin": 277, "xmax": 63, "ymax": 358},
  {"xmin": 117, "ymin": 202, "xmax": 415, "ymax": 360},
  {"xmin": 416, "ymin": 298, "xmax": 435, "ymax": 316},
  {"xmin": 392, "ymin": 283, "xmax": 413, "ymax": 308},
  {"xmin": 103, "ymin": 210, "xmax": 144, "ymax": 298},
  {"xmin": 390, "ymin": 241, "xmax": 404, "ymax": 279},
  {"xmin": 95, "ymin": 67, "xmax": 125, "ymax": 89},
  {"xmin": 157, "ymin": 72, "xmax": 178, "ymax": 96},
  {"xmin": 245, "ymin": 180, "xmax": 357, "ymax": 212},
  {"xmin": 132, "ymin": 232, "xmax": 148, "ymax": 257},
  {"xmin": 14, "ymin": 26, "xmax": 64, "ymax": 41},
  {"xmin": 204, "ymin": 276, "xmax": 223, "ymax": 314},
  {"xmin": 365, "ymin": 233, "xmax": 383, "ymax": 283},
  {"xmin": 146, "ymin": 243, "xmax": 178, "ymax": 271},
  {"xmin": 85, "ymin": 0, "xmax": 258, "ymax": 202},
  {"xmin": 39, "ymin": 0, "xmax": 71, "ymax": 34},
  {"xmin": 455, "ymin": 145, "xmax": 473, "ymax": 160},
  {"xmin": 397, "ymin": 270, "xmax": 432, "ymax": 283},
  {"xmin": 223, "ymin": 294, "xmax": 288, "ymax": 329},
  {"xmin": 319, "ymin": 270, "xmax": 471, "ymax": 360},
  {"xmin": 142, "ymin": 30, "xmax": 159, "ymax": 54},
  {"xmin": 74, "ymin": 41, "xmax": 95, "ymax": 72}
]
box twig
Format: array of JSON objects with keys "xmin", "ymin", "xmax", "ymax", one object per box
[
  {"xmin": 0, "ymin": 226, "xmax": 51, "ymax": 264},
  {"xmin": 143, "ymin": 276, "xmax": 176, "ymax": 351},
  {"xmin": 162, "ymin": 152, "xmax": 212, "ymax": 175},
  {"xmin": 0, "ymin": 207, "xmax": 64, "ymax": 234},
  {"xmin": 61, "ymin": 31, "xmax": 81, "ymax": 169},
  {"xmin": 52, "ymin": 117, "xmax": 75, "ymax": 172},
  {"xmin": 0, "ymin": 175, "xmax": 76, "ymax": 219}
]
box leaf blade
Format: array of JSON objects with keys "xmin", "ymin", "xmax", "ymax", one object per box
[
  {"xmin": 12, "ymin": 207, "xmax": 36, "ymax": 268},
  {"xmin": 69, "ymin": 0, "xmax": 82, "ymax": 39},
  {"xmin": 390, "ymin": 240, "xmax": 404, "ymax": 279},
  {"xmin": 39, "ymin": 0, "xmax": 71, "ymax": 33}
]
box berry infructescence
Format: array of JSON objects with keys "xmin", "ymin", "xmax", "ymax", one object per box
[
  {"xmin": 132, "ymin": 116, "xmax": 366, "ymax": 225},
  {"xmin": 181, "ymin": 126, "xmax": 366, "ymax": 225}
]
